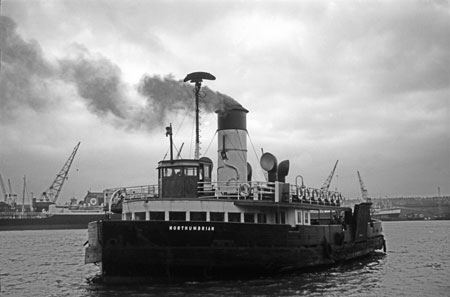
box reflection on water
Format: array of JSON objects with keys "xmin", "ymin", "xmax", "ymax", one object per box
[{"xmin": 1, "ymin": 221, "xmax": 449, "ymax": 297}]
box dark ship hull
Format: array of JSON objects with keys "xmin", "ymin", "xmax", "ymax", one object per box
[
  {"xmin": 86, "ymin": 203, "xmax": 385, "ymax": 281},
  {"xmin": 0, "ymin": 213, "xmax": 120, "ymax": 231}
]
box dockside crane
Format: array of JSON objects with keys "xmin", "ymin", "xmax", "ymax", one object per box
[
  {"xmin": 40, "ymin": 142, "xmax": 81, "ymax": 204},
  {"xmin": 357, "ymin": 170, "xmax": 371, "ymax": 202},
  {"xmin": 0, "ymin": 173, "xmax": 8, "ymax": 201},
  {"xmin": 320, "ymin": 160, "xmax": 339, "ymax": 191}
]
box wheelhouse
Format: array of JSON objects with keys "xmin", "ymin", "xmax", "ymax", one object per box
[{"xmin": 158, "ymin": 157, "xmax": 213, "ymax": 198}]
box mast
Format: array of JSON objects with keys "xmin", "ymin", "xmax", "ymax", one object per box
[
  {"xmin": 183, "ymin": 72, "xmax": 216, "ymax": 159},
  {"xmin": 22, "ymin": 175, "xmax": 26, "ymax": 214},
  {"xmin": 166, "ymin": 124, "xmax": 173, "ymax": 161}
]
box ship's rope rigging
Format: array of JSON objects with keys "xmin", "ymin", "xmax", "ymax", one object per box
[
  {"xmin": 246, "ymin": 131, "xmax": 267, "ymax": 181},
  {"xmin": 162, "ymin": 98, "xmax": 195, "ymax": 160}
]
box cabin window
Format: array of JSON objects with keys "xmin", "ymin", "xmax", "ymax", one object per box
[
  {"xmin": 204, "ymin": 165, "xmax": 211, "ymax": 178},
  {"xmin": 228, "ymin": 212, "xmax": 241, "ymax": 222},
  {"xmin": 304, "ymin": 211, "xmax": 310, "ymax": 225},
  {"xmin": 134, "ymin": 212, "xmax": 146, "ymax": 221},
  {"xmin": 310, "ymin": 210, "xmax": 320, "ymax": 225},
  {"xmin": 149, "ymin": 211, "xmax": 165, "ymax": 221},
  {"xmin": 190, "ymin": 211, "xmax": 206, "ymax": 221},
  {"xmin": 296, "ymin": 210, "xmax": 303, "ymax": 225},
  {"xmin": 275, "ymin": 211, "xmax": 286, "ymax": 224},
  {"xmin": 184, "ymin": 167, "xmax": 197, "ymax": 176},
  {"xmin": 169, "ymin": 211, "xmax": 186, "ymax": 221},
  {"xmin": 257, "ymin": 213, "xmax": 267, "ymax": 224},
  {"xmin": 244, "ymin": 213, "xmax": 255, "ymax": 223},
  {"xmin": 210, "ymin": 212, "xmax": 225, "ymax": 222},
  {"xmin": 125, "ymin": 213, "xmax": 132, "ymax": 220}
]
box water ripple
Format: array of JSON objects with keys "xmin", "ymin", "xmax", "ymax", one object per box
[{"xmin": 1, "ymin": 221, "xmax": 449, "ymax": 296}]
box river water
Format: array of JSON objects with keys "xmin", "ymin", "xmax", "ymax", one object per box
[{"xmin": 0, "ymin": 220, "xmax": 449, "ymax": 297}]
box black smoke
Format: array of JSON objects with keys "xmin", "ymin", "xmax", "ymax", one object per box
[{"xmin": 0, "ymin": 15, "xmax": 242, "ymax": 130}]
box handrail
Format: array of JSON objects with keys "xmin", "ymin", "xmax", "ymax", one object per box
[{"xmin": 103, "ymin": 180, "xmax": 344, "ymax": 205}]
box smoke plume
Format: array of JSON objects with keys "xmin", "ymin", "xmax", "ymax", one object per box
[
  {"xmin": 0, "ymin": 15, "xmax": 242, "ymax": 131},
  {"xmin": 58, "ymin": 46, "xmax": 127, "ymax": 119},
  {"xmin": 137, "ymin": 74, "xmax": 243, "ymax": 123}
]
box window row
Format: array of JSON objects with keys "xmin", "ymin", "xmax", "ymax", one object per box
[{"xmin": 128, "ymin": 211, "xmax": 268, "ymax": 224}]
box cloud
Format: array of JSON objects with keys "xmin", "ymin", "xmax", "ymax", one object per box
[
  {"xmin": 0, "ymin": 15, "xmax": 241, "ymax": 133},
  {"xmin": 1, "ymin": 1, "xmax": 449, "ymax": 199},
  {"xmin": 0, "ymin": 16, "xmax": 57, "ymax": 122}
]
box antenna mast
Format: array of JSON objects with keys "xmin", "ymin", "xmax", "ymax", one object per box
[{"xmin": 183, "ymin": 72, "xmax": 216, "ymax": 159}]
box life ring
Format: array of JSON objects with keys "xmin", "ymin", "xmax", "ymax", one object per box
[
  {"xmin": 305, "ymin": 189, "xmax": 311, "ymax": 200},
  {"xmin": 319, "ymin": 191, "xmax": 325, "ymax": 201},
  {"xmin": 330, "ymin": 193, "xmax": 335, "ymax": 203},
  {"xmin": 90, "ymin": 197, "xmax": 98, "ymax": 206},
  {"xmin": 312, "ymin": 189, "xmax": 319, "ymax": 200},
  {"xmin": 239, "ymin": 183, "xmax": 250, "ymax": 197},
  {"xmin": 300, "ymin": 187, "xmax": 306, "ymax": 199}
]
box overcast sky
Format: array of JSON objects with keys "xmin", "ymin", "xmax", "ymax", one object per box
[{"xmin": 0, "ymin": 0, "xmax": 449, "ymax": 204}]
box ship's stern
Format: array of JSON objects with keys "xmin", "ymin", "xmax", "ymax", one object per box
[{"xmin": 85, "ymin": 221, "xmax": 103, "ymax": 264}]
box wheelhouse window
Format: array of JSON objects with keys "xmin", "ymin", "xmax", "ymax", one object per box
[
  {"xmin": 169, "ymin": 211, "xmax": 186, "ymax": 221},
  {"xmin": 190, "ymin": 211, "xmax": 206, "ymax": 221},
  {"xmin": 125, "ymin": 213, "xmax": 132, "ymax": 220},
  {"xmin": 228, "ymin": 212, "xmax": 241, "ymax": 222},
  {"xmin": 184, "ymin": 167, "xmax": 197, "ymax": 176},
  {"xmin": 162, "ymin": 168, "xmax": 173, "ymax": 177},
  {"xmin": 172, "ymin": 168, "xmax": 182, "ymax": 176},
  {"xmin": 134, "ymin": 212, "xmax": 146, "ymax": 221},
  {"xmin": 244, "ymin": 213, "xmax": 255, "ymax": 223},
  {"xmin": 149, "ymin": 211, "xmax": 165, "ymax": 221},
  {"xmin": 210, "ymin": 212, "xmax": 225, "ymax": 222}
]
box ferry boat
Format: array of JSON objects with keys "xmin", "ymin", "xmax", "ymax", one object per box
[{"xmin": 84, "ymin": 72, "xmax": 386, "ymax": 281}]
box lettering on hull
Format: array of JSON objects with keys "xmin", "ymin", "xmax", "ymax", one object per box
[{"xmin": 169, "ymin": 225, "xmax": 215, "ymax": 231}]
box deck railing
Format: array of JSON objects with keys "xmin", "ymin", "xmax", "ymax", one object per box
[{"xmin": 109, "ymin": 180, "xmax": 344, "ymax": 206}]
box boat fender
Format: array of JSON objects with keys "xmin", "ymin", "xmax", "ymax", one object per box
[
  {"xmin": 239, "ymin": 183, "xmax": 250, "ymax": 198},
  {"xmin": 383, "ymin": 239, "xmax": 387, "ymax": 253}
]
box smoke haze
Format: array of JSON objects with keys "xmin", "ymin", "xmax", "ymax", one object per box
[{"xmin": 0, "ymin": 15, "xmax": 239, "ymax": 131}]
